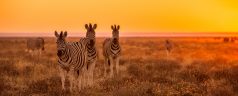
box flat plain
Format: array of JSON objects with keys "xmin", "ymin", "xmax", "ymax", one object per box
[{"xmin": 0, "ymin": 37, "xmax": 238, "ymax": 96}]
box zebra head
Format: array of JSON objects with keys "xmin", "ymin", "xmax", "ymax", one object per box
[
  {"xmin": 55, "ymin": 31, "xmax": 68, "ymax": 57},
  {"xmin": 111, "ymin": 25, "xmax": 120, "ymax": 43},
  {"xmin": 85, "ymin": 23, "xmax": 97, "ymax": 39}
]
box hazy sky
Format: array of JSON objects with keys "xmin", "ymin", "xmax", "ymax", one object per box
[{"xmin": 0, "ymin": 0, "xmax": 238, "ymax": 34}]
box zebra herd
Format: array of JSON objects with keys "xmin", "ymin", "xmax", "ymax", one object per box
[
  {"xmin": 55, "ymin": 23, "xmax": 121, "ymax": 92},
  {"xmin": 25, "ymin": 24, "xmax": 172, "ymax": 92}
]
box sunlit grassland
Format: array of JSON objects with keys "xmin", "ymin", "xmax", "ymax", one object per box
[{"xmin": 0, "ymin": 37, "xmax": 238, "ymax": 96}]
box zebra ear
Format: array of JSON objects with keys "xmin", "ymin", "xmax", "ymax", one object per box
[
  {"xmin": 60, "ymin": 31, "xmax": 63, "ymax": 37},
  {"xmin": 89, "ymin": 23, "xmax": 92, "ymax": 29},
  {"xmin": 117, "ymin": 25, "xmax": 120, "ymax": 30},
  {"xmin": 64, "ymin": 31, "xmax": 67, "ymax": 37},
  {"xmin": 85, "ymin": 24, "xmax": 89, "ymax": 30},
  {"xmin": 55, "ymin": 31, "xmax": 59, "ymax": 37},
  {"xmin": 93, "ymin": 24, "xmax": 97, "ymax": 29},
  {"xmin": 111, "ymin": 25, "xmax": 114, "ymax": 30},
  {"xmin": 114, "ymin": 25, "xmax": 117, "ymax": 30}
]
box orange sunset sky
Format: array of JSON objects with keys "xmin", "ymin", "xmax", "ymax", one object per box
[{"xmin": 0, "ymin": 0, "xmax": 238, "ymax": 36}]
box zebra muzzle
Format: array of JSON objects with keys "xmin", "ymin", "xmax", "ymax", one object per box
[
  {"xmin": 112, "ymin": 38, "xmax": 118, "ymax": 44},
  {"xmin": 89, "ymin": 39, "xmax": 95, "ymax": 47}
]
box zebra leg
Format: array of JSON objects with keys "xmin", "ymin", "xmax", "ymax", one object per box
[
  {"xmin": 104, "ymin": 58, "xmax": 108, "ymax": 78},
  {"xmin": 59, "ymin": 67, "xmax": 67, "ymax": 91},
  {"xmin": 39, "ymin": 50, "xmax": 42, "ymax": 56},
  {"xmin": 115, "ymin": 57, "xmax": 120, "ymax": 76},
  {"xmin": 73, "ymin": 71, "xmax": 79, "ymax": 91},
  {"xmin": 84, "ymin": 68, "xmax": 88, "ymax": 88},
  {"xmin": 25, "ymin": 49, "xmax": 28, "ymax": 52},
  {"xmin": 166, "ymin": 50, "xmax": 169, "ymax": 58},
  {"xmin": 77, "ymin": 70, "xmax": 82, "ymax": 92},
  {"xmin": 81, "ymin": 67, "xmax": 86, "ymax": 89},
  {"xmin": 84, "ymin": 67, "xmax": 89, "ymax": 87},
  {"xmin": 29, "ymin": 50, "xmax": 33, "ymax": 56},
  {"xmin": 68, "ymin": 70, "xmax": 75, "ymax": 93},
  {"xmin": 89, "ymin": 61, "xmax": 96, "ymax": 86},
  {"xmin": 109, "ymin": 57, "xmax": 114, "ymax": 78},
  {"xmin": 37, "ymin": 50, "xmax": 40, "ymax": 63}
]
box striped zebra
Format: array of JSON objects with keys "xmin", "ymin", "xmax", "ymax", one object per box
[
  {"xmin": 79, "ymin": 23, "xmax": 98, "ymax": 86},
  {"xmin": 103, "ymin": 25, "xmax": 121, "ymax": 78},
  {"xmin": 26, "ymin": 37, "xmax": 45, "ymax": 56},
  {"xmin": 55, "ymin": 31, "xmax": 88, "ymax": 92},
  {"xmin": 165, "ymin": 39, "xmax": 172, "ymax": 57}
]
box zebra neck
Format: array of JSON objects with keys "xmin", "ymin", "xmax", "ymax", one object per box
[{"xmin": 87, "ymin": 39, "xmax": 95, "ymax": 47}]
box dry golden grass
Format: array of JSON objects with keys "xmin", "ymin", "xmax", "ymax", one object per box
[{"xmin": 0, "ymin": 37, "xmax": 238, "ymax": 96}]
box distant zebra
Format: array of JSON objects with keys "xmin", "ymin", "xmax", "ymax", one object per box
[
  {"xmin": 79, "ymin": 23, "xmax": 98, "ymax": 86},
  {"xmin": 103, "ymin": 25, "xmax": 121, "ymax": 78},
  {"xmin": 223, "ymin": 37, "xmax": 230, "ymax": 43},
  {"xmin": 55, "ymin": 31, "xmax": 87, "ymax": 92},
  {"xmin": 26, "ymin": 37, "xmax": 45, "ymax": 55},
  {"xmin": 165, "ymin": 39, "xmax": 172, "ymax": 57}
]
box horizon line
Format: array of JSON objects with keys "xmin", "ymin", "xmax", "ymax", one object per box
[{"xmin": 0, "ymin": 32, "xmax": 237, "ymax": 37}]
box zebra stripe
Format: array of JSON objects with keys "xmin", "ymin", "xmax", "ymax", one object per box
[
  {"xmin": 103, "ymin": 25, "xmax": 121, "ymax": 78},
  {"xmin": 80, "ymin": 38, "xmax": 97, "ymax": 65},
  {"xmin": 55, "ymin": 31, "xmax": 87, "ymax": 92},
  {"xmin": 103, "ymin": 38, "xmax": 121, "ymax": 58},
  {"xmin": 58, "ymin": 42, "xmax": 86, "ymax": 69}
]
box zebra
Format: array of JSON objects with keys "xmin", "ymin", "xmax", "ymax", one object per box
[
  {"xmin": 79, "ymin": 23, "xmax": 98, "ymax": 86},
  {"xmin": 55, "ymin": 31, "xmax": 88, "ymax": 92},
  {"xmin": 103, "ymin": 25, "xmax": 121, "ymax": 78},
  {"xmin": 165, "ymin": 39, "xmax": 172, "ymax": 57},
  {"xmin": 26, "ymin": 37, "xmax": 45, "ymax": 56}
]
